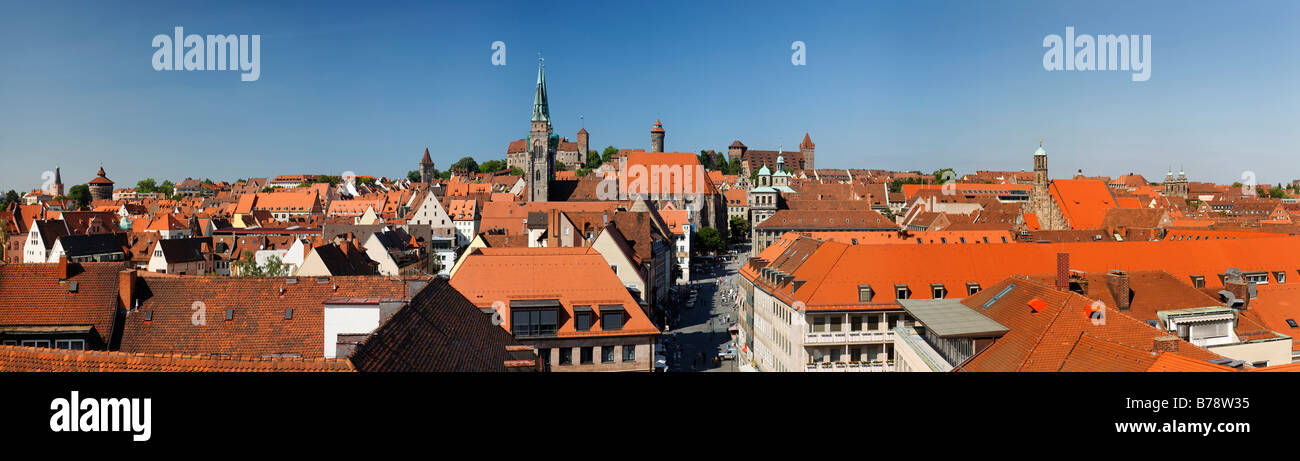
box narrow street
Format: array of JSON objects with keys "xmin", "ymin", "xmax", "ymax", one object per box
[{"xmin": 664, "ymin": 243, "xmax": 747, "ymax": 372}]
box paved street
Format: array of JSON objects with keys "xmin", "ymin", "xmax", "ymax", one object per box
[{"xmin": 664, "ymin": 243, "xmax": 748, "ymax": 372}]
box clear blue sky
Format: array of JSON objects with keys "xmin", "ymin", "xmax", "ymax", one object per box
[{"xmin": 1, "ymin": 0, "xmax": 1298, "ymax": 192}]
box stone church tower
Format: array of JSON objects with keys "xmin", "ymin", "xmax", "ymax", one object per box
[
  {"xmin": 527, "ymin": 57, "xmax": 555, "ymax": 202},
  {"xmin": 1023, "ymin": 142, "xmax": 1067, "ymax": 230},
  {"xmin": 419, "ymin": 148, "xmax": 436, "ymax": 183},
  {"xmin": 1163, "ymin": 169, "xmax": 1188, "ymax": 198}
]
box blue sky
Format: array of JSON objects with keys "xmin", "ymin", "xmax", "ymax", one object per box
[{"xmin": 1, "ymin": 0, "xmax": 1297, "ymax": 192}]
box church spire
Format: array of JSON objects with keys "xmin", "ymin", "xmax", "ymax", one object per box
[{"xmin": 531, "ymin": 55, "xmax": 549, "ymax": 123}]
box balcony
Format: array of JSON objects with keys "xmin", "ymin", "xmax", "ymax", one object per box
[
  {"xmin": 804, "ymin": 329, "xmax": 894, "ymax": 344},
  {"xmin": 803, "ymin": 361, "xmax": 895, "ymax": 372}
]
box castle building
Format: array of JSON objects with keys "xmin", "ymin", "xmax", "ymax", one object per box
[
  {"xmin": 88, "ymin": 166, "xmax": 114, "ymax": 201},
  {"xmin": 650, "ymin": 120, "xmax": 665, "ymax": 153},
  {"xmin": 730, "ymin": 133, "xmax": 816, "ymax": 177},
  {"xmin": 419, "ymin": 147, "xmax": 436, "ymax": 183}
]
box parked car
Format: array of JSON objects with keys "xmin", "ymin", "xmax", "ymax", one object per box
[{"xmin": 718, "ymin": 348, "xmax": 737, "ymax": 360}]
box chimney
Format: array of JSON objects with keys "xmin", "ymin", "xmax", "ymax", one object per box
[
  {"xmin": 1153, "ymin": 336, "xmax": 1179, "ymax": 353},
  {"xmin": 57, "ymin": 256, "xmax": 69, "ymax": 280},
  {"xmin": 118, "ymin": 269, "xmax": 136, "ymax": 310},
  {"xmin": 1055, "ymin": 253, "xmax": 1069, "ymax": 291},
  {"xmin": 1106, "ymin": 270, "xmax": 1131, "ymax": 312},
  {"xmin": 1224, "ymin": 279, "xmax": 1250, "ymax": 310}
]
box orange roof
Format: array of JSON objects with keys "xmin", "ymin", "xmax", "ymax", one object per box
[
  {"xmin": 724, "ymin": 188, "xmax": 747, "ymax": 204},
  {"xmin": 742, "ymin": 232, "xmax": 1300, "ymax": 311},
  {"xmin": 619, "ymin": 152, "xmax": 720, "ymax": 196},
  {"xmin": 901, "ymin": 183, "xmax": 1032, "ymax": 201},
  {"xmin": 802, "ymin": 230, "xmax": 1015, "ymax": 245},
  {"xmin": 1048, "ymin": 179, "xmax": 1117, "ymax": 229},
  {"xmin": 1146, "ymin": 352, "xmax": 1237, "ymax": 372},
  {"xmin": 958, "ymin": 277, "xmax": 1222, "ymax": 372},
  {"xmin": 658, "ymin": 209, "xmax": 690, "ymax": 236},
  {"xmin": 450, "ymin": 247, "xmax": 660, "ymax": 338}
]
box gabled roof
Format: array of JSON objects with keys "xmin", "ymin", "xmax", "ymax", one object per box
[
  {"xmin": 56, "ymin": 233, "xmax": 128, "ymax": 258},
  {"xmin": 121, "ymin": 276, "xmax": 409, "ymax": 358},
  {"xmin": 956, "ymin": 277, "xmax": 1221, "ymax": 372},
  {"xmin": 0, "ymin": 263, "xmax": 126, "ymax": 346},
  {"xmin": 1049, "ymin": 179, "xmax": 1118, "ymax": 229},
  {"xmin": 450, "ymin": 247, "xmax": 660, "ymax": 339},
  {"xmin": 348, "ymin": 278, "xmax": 524, "ymax": 372}
]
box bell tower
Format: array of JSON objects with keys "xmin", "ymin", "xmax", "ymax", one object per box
[{"xmin": 527, "ymin": 55, "xmax": 554, "ymax": 202}]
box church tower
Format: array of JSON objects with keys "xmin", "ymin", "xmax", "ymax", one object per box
[
  {"xmin": 527, "ymin": 57, "xmax": 555, "ymax": 202},
  {"xmin": 1032, "ymin": 141, "xmax": 1048, "ymax": 197},
  {"xmin": 419, "ymin": 148, "xmax": 436, "ymax": 183},
  {"xmin": 52, "ymin": 166, "xmax": 64, "ymax": 196}
]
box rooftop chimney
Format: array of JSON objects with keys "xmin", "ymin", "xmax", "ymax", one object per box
[
  {"xmin": 57, "ymin": 256, "xmax": 69, "ymax": 280},
  {"xmin": 1153, "ymin": 336, "xmax": 1179, "ymax": 353},
  {"xmin": 1106, "ymin": 270, "xmax": 1131, "ymax": 312},
  {"xmin": 1055, "ymin": 253, "xmax": 1069, "ymax": 291},
  {"xmin": 118, "ymin": 269, "xmax": 136, "ymax": 311},
  {"xmin": 1224, "ymin": 279, "xmax": 1251, "ymax": 310}
]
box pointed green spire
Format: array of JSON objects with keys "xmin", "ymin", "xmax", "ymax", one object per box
[{"xmin": 531, "ymin": 55, "xmax": 549, "ymax": 123}]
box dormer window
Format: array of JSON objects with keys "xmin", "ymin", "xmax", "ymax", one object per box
[
  {"xmin": 966, "ymin": 282, "xmax": 981, "ymax": 296},
  {"xmin": 1190, "ymin": 275, "xmax": 1205, "ymax": 289},
  {"xmin": 858, "ymin": 285, "xmax": 873, "ymax": 303},
  {"xmin": 931, "ymin": 284, "xmax": 946, "ymax": 299},
  {"xmin": 1274, "ymin": 271, "xmax": 1286, "ymax": 284},
  {"xmin": 895, "ymin": 284, "xmax": 910, "ymax": 300}
]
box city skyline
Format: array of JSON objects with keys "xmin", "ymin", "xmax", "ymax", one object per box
[{"xmin": 2, "ymin": 0, "xmax": 1299, "ymax": 191}]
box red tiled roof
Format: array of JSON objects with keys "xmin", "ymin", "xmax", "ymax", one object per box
[
  {"xmin": 0, "ymin": 345, "xmax": 354, "ymax": 372},
  {"xmin": 0, "ymin": 263, "xmax": 126, "ymax": 346},
  {"xmin": 120, "ymin": 276, "xmax": 408, "ymax": 358}
]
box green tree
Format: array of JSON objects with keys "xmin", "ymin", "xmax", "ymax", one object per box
[
  {"xmin": 450, "ymin": 156, "xmax": 478, "ymax": 173},
  {"xmin": 136, "ymin": 178, "xmax": 158, "ymax": 193},
  {"xmin": 66, "ymin": 184, "xmax": 91, "ymax": 209},
  {"xmin": 694, "ymin": 227, "xmax": 724, "ymax": 255},
  {"xmin": 509, "ymin": 167, "xmax": 525, "ymax": 176},
  {"xmin": 158, "ymin": 180, "xmax": 175, "ymax": 196},
  {"xmin": 317, "ymin": 175, "xmax": 342, "ymax": 186},
  {"xmin": 729, "ymin": 216, "xmax": 750, "ymax": 243},
  {"xmin": 601, "ymin": 146, "xmax": 619, "ymax": 163},
  {"xmin": 479, "ymin": 160, "xmax": 507, "ymax": 173},
  {"xmin": 407, "ymin": 170, "xmax": 422, "ymax": 182},
  {"xmin": 575, "ymin": 167, "xmax": 591, "ymax": 178},
  {"xmin": 2, "ymin": 190, "xmax": 19, "ymax": 210},
  {"xmin": 235, "ymin": 251, "xmax": 288, "ymax": 277},
  {"xmin": 1268, "ymin": 185, "xmax": 1285, "ymax": 199},
  {"xmin": 555, "ymin": 161, "xmax": 568, "ymax": 171},
  {"xmin": 698, "ymin": 150, "xmax": 716, "ymax": 171},
  {"xmin": 727, "ymin": 156, "xmax": 742, "ymax": 176},
  {"xmin": 586, "ymin": 150, "xmax": 602, "ymax": 169},
  {"xmin": 201, "ymin": 178, "xmax": 214, "ymax": 185},
  {"xmin": 356, "ymin": 177, "xmax": 376, "ymax": 186}
]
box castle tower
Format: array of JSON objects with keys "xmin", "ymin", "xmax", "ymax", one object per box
[
  {"xmin": 650, "ymin": 120, "xmax": 665, "ymax": 153},
  {"xmin": 527, "ymin": 57, "xmax": 555, "ymax": 202},
  {"xmin": 799, "ymin": 132, "xmax": 815, "ymax": 171},
  {"xmin": 419, "ymin": 147, "xmax": 436, "ymax": 183},
  {"xmin": 576, "ymin": 128, "xmax": 589, "ymax": 165},
  {"xmin": 87, "ymin": 166, "xmax": 114, "ymax": 201}
]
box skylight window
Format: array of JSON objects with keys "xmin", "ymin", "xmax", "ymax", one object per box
[{"xmin": 982, "ymin": 284, "xmax": 1016, "ymax": 309}]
